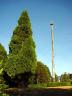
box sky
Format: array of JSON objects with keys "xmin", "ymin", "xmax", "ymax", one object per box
[{"xmin": 0, "ymin": 0, "xmax": 72, "ymax": 76}]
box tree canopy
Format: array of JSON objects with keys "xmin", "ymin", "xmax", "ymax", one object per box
[
  {"xmin": 36, "ymin": 61, "xmax": 51, "ymax": 83},
  {"xmin": 55, "ymin": 74, "xmax": 58, "ymax": 82},
  {"xmin": 4, "ymin": 11, "xmax": 37, "ymax": 77},
  {"xmin": 9, "ymin": 11, "xmax": 33, "ymax": 54},
  {"xmin": 60, "ymin": 72, "xmax": 70, "ymax": 82},
  {"xmin": 0, "ymin": 43, "xmax": 7, "ymax": 62}
]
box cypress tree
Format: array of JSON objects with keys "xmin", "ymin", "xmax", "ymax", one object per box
[
  {"xmin": 9, "ymin": 11, "xmax": 33, "ymax": 54},
  {"xmin": 0, "ymin": 43, "xmax": 7, "ymax": 62},
  {"xmin": 5, "ymin": 11, "xmax": 37, "ymax": 78}
]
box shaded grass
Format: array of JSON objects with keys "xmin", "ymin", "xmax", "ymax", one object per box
[{"xmin": 1, "ymin": 87, "xmax": 72, "ymax": 96}]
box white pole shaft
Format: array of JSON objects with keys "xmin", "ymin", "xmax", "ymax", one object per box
[{"xmin": 51, "ymin": 24, "xmax": 55, "ymax": 82}]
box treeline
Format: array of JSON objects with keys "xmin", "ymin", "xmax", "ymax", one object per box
[
  {"xmin": 0, "ymin": 11, "xmax": 52, "ymax": 88},
  {"xmin": 60, "ymin": 72, "xmax": 72, "ymax": 82}
]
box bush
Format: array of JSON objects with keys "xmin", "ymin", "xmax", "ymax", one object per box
[
  {"xmin": 0, "ymin": 84, "xmax": 9, "ymax": 89},
  {"xmin": 69, "ymin": 79, "xmax": 72, "ymax": 85},
  {"xmin": 0, "ymin": 93, "xmax": 9, "ymax": 96}
]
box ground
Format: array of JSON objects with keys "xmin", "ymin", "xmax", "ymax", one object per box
[{"xmin": 2, "ymin": 86, "xmax": 72, "ymax": 96}]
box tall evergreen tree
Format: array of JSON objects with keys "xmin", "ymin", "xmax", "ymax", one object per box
[
  {"xmin": 5, "ymin": 11, "xmax": 37, "ymax": 79},
  {"xmin": 9, "ymin": 11, "xmax": 33, "ymax": 54}
]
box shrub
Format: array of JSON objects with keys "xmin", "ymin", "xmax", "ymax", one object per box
[
  {"xmin": 0, "ymin": 84, "xmax": 9, "ymax": 89},
  {"xmin": 0, "ymin": 93, "xmax": 9, "ymax": 96}
]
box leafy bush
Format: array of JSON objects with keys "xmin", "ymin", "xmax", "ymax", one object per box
[
  {"xmin": 35, "ymin": 61, "xmax": 51, "ymax": 83},
  {"xmin": 0, "ymin": 93, "xmax": 9, "ymax": 96},
  {"xmin": 0, "ymin": 84, "xmax": 9, "ymax": 89}
]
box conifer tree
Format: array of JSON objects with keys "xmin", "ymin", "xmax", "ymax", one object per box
[
  {"xmin": 0, "ymin": 43, "xmax": 7, "ymax": 62},
  {"xmin": 5, "ymin": 11, "xmax": 37, "ymax": 78},
  {"xmin": 9, "ymin": 11, "xmax": 33, "ymax": 54}
]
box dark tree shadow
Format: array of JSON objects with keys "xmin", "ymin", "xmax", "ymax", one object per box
[{"xmin": 2, "ymin": 88, "xmax": 72, "ymax": 96}]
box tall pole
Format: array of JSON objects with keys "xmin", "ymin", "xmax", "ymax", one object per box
[{"xmin": 50, "ymin": 22, "xmax": 55, "ymax": 82}]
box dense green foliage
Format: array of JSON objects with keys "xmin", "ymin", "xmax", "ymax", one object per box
[
  {"xmin": 0, "ymin": 43, "xmax": 7, "ymax": 63},
  {"xmin": 60, "ymin": 73, "xmax": 70, "ymax": 82},
  {"xmin": 9, "ymin": 11, "xmax": 33, "ymax": 54},
  {"xmin": 0, "ymin": 93, "xmax": 9, "ymax": 96},
  {"xmin": 55, "ymin": 74, "xmax": 58, "ymax": 82},
  {"xmin": 0, "ymin": 83, "xmax": 9, "ymax": 89},
  {"xmin": 36, "ymin": 61, "xmax": 51, "ymax": 83},
  {"xmin": 4, "ymin": 11, "xmax": 37, "ymax": 77},
  {"xmin": 69, "ymin": 74, "xmax": 72, "ymax": 80},
  {"xmin": 0, "ymin": 43, "xmax": 7, "ymax": 80},
  {"xmin": 0, "ymin": 11, "xmax": 37, "ymax": 87}
]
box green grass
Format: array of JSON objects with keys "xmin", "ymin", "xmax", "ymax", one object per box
[
  {"xmin": 28, "ymin": 83, "xmax": 47, "ymax": 88},
  {"xmin": 47, "ymin": 82, "xmax": 71, "ymax": 87},
  {"xmin": 28, "ymin": 82, "xmax": 72, "ymax": 88}
]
